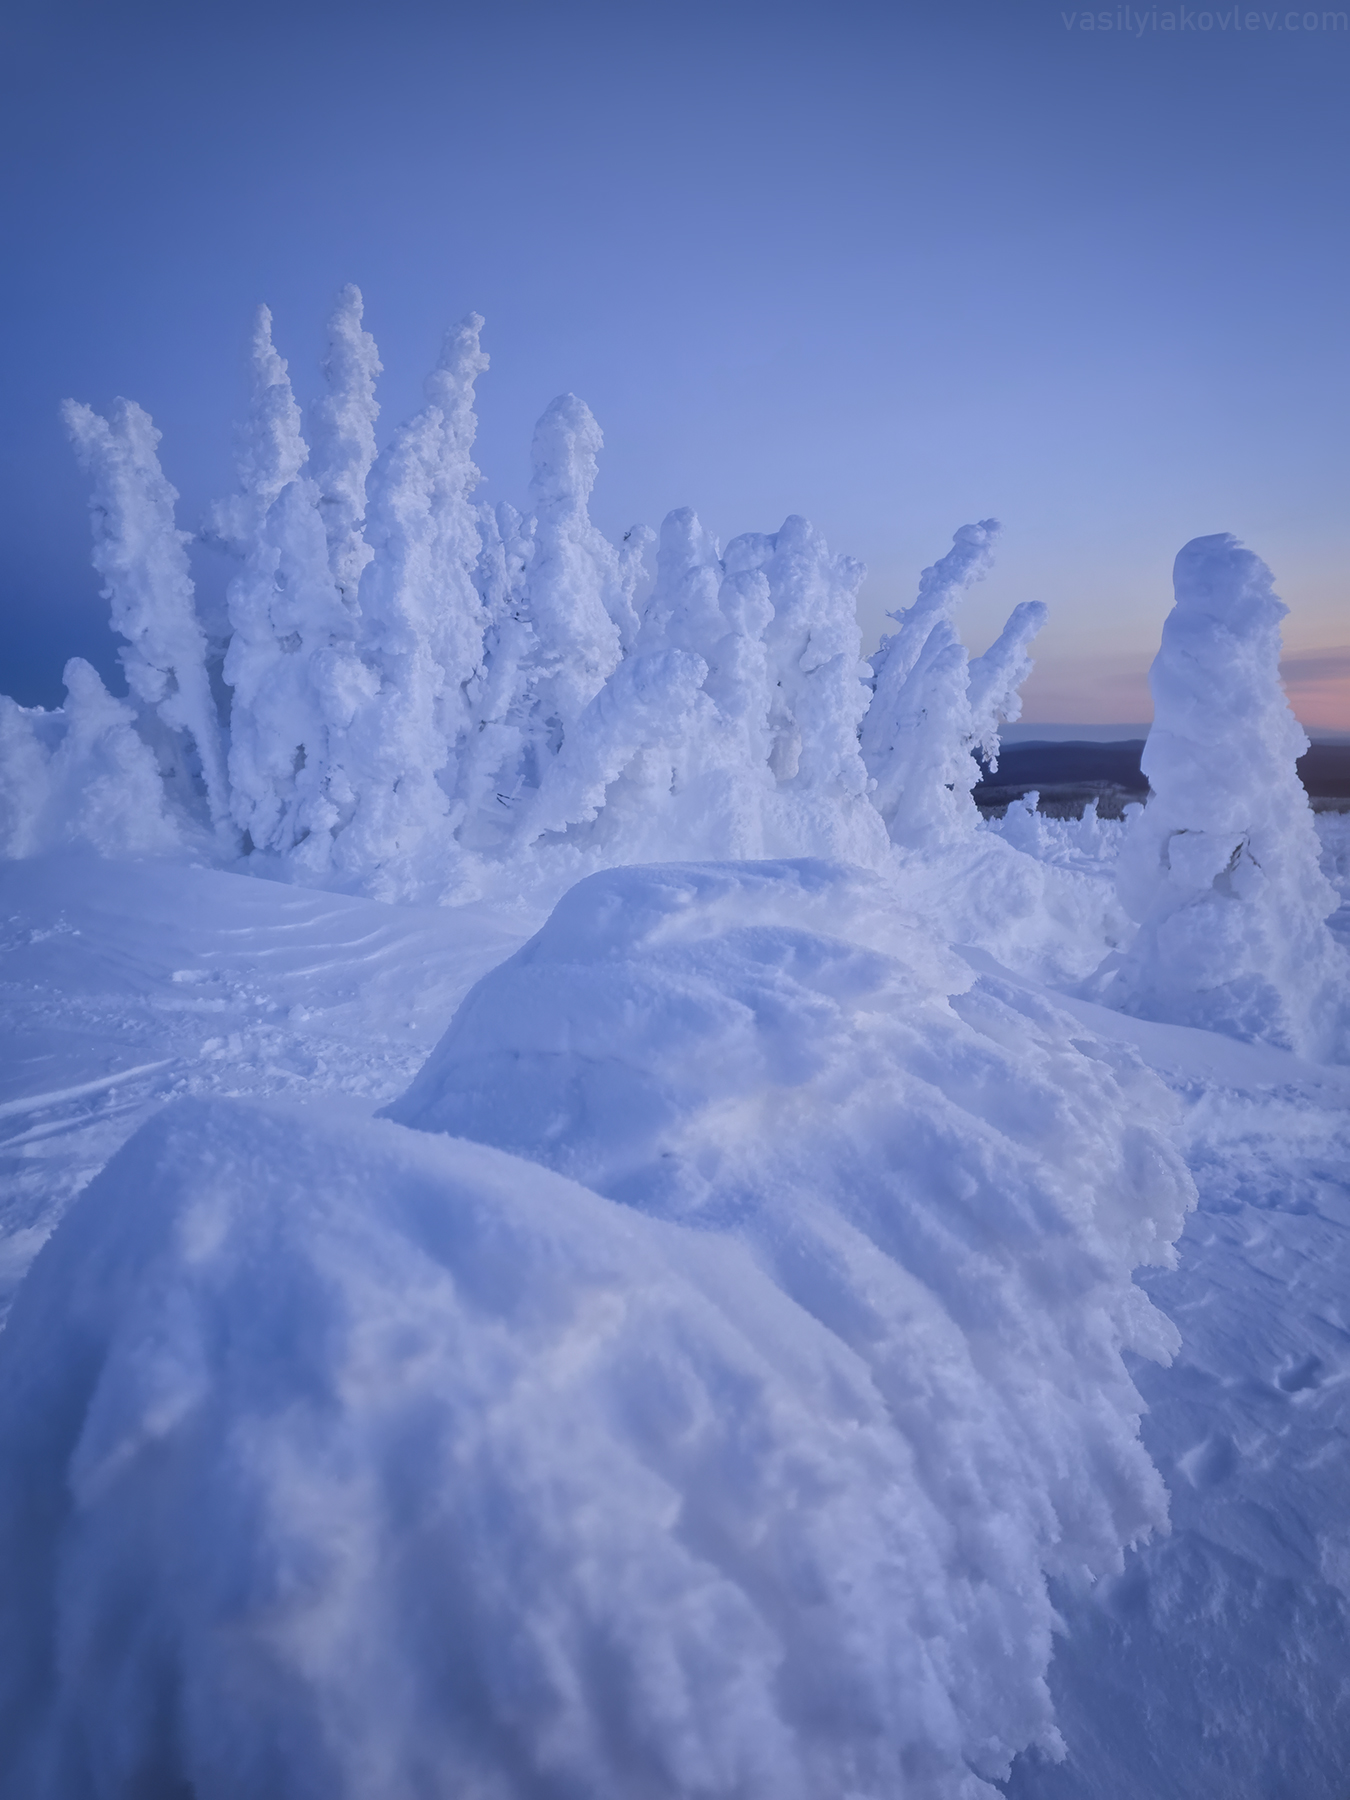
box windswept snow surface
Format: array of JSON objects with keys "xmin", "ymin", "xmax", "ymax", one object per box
[
  {"xmin": 0, "ymin": 854, "xmax": 534, "ymax": 1317},
  {"xmin": 0, "ymin": 832, "xmax": 1347, "ymax": 1796},
  {"xmin": 1, "ymin": 854, "xmax": 1197, "ymax": 1800}
]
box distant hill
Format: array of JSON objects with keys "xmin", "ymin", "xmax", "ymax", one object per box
[{"xmin": 975, "ymin": 738, "xmax": 1350, "ymax": 817}]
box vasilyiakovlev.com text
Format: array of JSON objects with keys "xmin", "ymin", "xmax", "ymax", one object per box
[{"xmin": 1062, "ymin": 7, "xmax": 1347, "ymax": 26}]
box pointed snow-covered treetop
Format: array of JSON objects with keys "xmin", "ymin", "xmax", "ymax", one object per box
[
  {"xmin": 309, "ymin": 284, "xmax": 382, "ymax": 607},
  {"xmin": 861, "ymin": 518, "xmax": 1046, "ymax": 850},
  {"xmin": 219, "ymin": 305, "xmax": 373, "ymax": 872},
  {"xmin": 61, "ymin": 396, "xmax": 231, "ymax": 839},
  {"xmin": 333, "ymin": 312, "xmax": 490, "ymax": 897}
]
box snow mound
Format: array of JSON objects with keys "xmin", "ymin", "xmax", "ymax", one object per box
[
  {"xmin": 388, "ymin": 860, "xmax": 1195, "ymax": 1770},
  {"xmin": 1105, "ymin": 535, "xmax": 1348, "ymax": 1060},
  {"xmin": 0, "ymin": 862, "xmax": 1195, "ymax": 1800}
]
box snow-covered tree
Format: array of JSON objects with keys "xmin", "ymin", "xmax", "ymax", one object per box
[
  {"xmin": 1106, "ymin": 534, "xmax": 1348, "ymax": 1060},
  {"xmin": 967, "ymin": 599, "xmax": 1047, "ymax": 764},
  {"xmin": 332, "ymin": 315, "xmax": 489, "ymax": 896},
  {"xmin": 861, "ymin": 520, "xmax": 1045, "ymax": 851},
  {"xmin": 503, "ymin": 398, "xmax": 629, "ymax": 786},
  {"xmin": 218, "ymin": 306, "xmax": 374, "ymax": 872},
  {"xmin": 722, "ymin": 517, "xmax": 887, "ymax": 863},
  {"xmin": 309, "ymin": 284, "xmax": 382, "ymax": 609},
  {"xmin": 16, "ymin": 296, "xmax": 1082, "ymax": 920},
  {"xmin": 0, "ymin": 660, "xmax": 179, "ymax": 860},
  {"xmin": 521, "ymin": 508, "xmax": 755, "ymax": 862},
  {"xmin": 61, "ymin": 398, "xmax": 230, "ymax": 839}
]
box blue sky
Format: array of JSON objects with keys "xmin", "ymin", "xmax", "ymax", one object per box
[{"xmin": 2, "ymin": 0, "xmax": 1347, "ymax": 722}]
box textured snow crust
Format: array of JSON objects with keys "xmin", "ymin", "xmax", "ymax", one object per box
[
  {"xmin": 0, "ymin": 833, "xmax": 1347, "ymax": 1797},
  {"xmin": 0, "ymin": 859, "xmax": 1196, "ymax": 1800}
]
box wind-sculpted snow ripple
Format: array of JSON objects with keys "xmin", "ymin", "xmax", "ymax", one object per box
[{"xmin": 0, "ymin": 861, "xmax": 1194, "ymax": 1800}]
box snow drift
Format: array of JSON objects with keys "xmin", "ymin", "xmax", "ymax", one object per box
[{"xmin": 0, "ymin": 859, "xmax": 1194, "ymax": 1800}]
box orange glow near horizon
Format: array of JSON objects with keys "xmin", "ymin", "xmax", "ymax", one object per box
[
  {"xmin": 1278, "ymin": 648, "xmax": 1350, "ymax": 733},
  {"xmin": 1017, "ymin": 647, "xmax": 1350, "ymax": 733}
]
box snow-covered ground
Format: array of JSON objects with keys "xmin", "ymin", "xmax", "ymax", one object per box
[
  {"xmin": 0, "ymin": 826, "xmax": 1344, "ymax": 1796},
  {"xmin": 0, "ymin": 854, "xmax": 535, "ymax": 1318}
]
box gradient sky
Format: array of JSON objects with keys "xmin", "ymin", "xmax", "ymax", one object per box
[{"xmin": 2, "ymin": 0, "xmax": 1347, "ymax": 725}]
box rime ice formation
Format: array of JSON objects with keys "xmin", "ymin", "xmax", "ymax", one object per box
[
  {"xmin": 61, "ymin": 397, "xmax": 231, "ymax": 838},
  {"xmin": 219, "ymin": 307, "xmax": 372, "ymax": 873},
  {"xmin": 10, "ymin": 293, "xmax": 1050, "ymax": 909},
  {"xmin": 0, "ymin": 294, "xmax": 1344, "ymax": 1039},
  {"xmin": 1105, "ymin": 534, "xmax": 1348, "ymax": 1060},
  {"xmin": 862, "ymin": 518, "xmax": 1044, "ymax": 849},
  {"xmin": 308, "ymin": 285, "xmax": 382, "ymax": 606},
  {"xmin": 330, "ymin": 314, "xmax": 490, "ymax": 897},
  {"xmin": 0, "ymin": 660, "xmax": 178, "ymax": 859}
]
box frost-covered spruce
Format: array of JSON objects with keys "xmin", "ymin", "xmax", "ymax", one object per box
[
  {"xmin": 1107, "ymin": 533, "xmax": 1348, "ymax": 1060},
  {"xmin": 61, "ymin": 397, "xmax": 231, "ymax": 840},
  {"xmin": 218, "ymin": 307, "xmax": 375, "ymax": 872},
  {"xmin": 862, "ymin": 520, "xmax": 998, "ymax": 819},
  {"xmin": 333, "ymin": 316, "xmax": 490, "ymax": 897},
  {"xmin": 308, "ymin": 285, "xmax": 382, "ymax": 608},
  {"xmin": 522, "ymin": 508, "xmax": 763, "ymax": 862},
  {"xmin": 723, "ymin": 516, "xmax": 888, "ymax": 863},
  {"xmin": 522, "ymin": 508, "xmax": 890, "ymax": 869},
  {"xmin": 861, "ymin": 519, "xmax": 1045, "ymax": 850},
  {"xmin": 482, "ymin": 397, "xmax": 640, "ymax": 827},
  {"xmin": 967, "ymin": 598, "xmax": 1047, "ymax": 765},
  {"xmin": 0, "ymin": 661, "xmax": 178, "ymax": 859}
]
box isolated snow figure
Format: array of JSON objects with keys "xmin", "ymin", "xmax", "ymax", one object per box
[
  {"xmin": 219, "ymin": 308, "xmax": 375, "ymax": 870},
  {"xmin": 333, "ymin": 316, "xmax": 490, "ymax": 897},
  {"xmin": 1106, "ymin": 534, "xmax": 1348, "ymax": 1060},
  {"xmin": 61, "ymin": 398, "xmax": 230, "ymax": 837},
  {"xmin": 308, "ymin": 284, "xmax": 382, "ymax": 606},
  {"xmin": 0, "ymin": 661, "xmax": 177, "ymax": 859}
]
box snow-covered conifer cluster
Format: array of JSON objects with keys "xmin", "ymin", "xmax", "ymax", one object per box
[
  {"xmin": 0, "ymin": 290, "xmax": 1026, "ymax": 898},
  {"xmin": 0, "ymin": 290, "xmax": 1345, "ymax": 1060}
]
